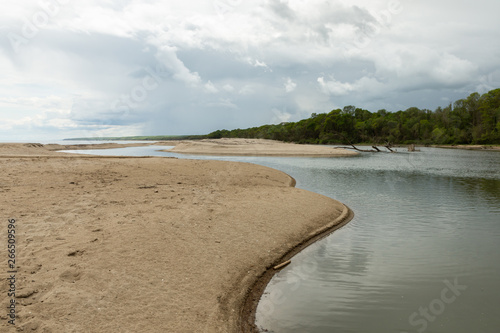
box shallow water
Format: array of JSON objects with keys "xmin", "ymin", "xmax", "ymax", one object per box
[{"xmin": 62, "ymin": 145, "xmax": 500, "ymax": 333}]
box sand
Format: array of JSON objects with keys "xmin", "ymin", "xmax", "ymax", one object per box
[
  {"xmin": 44, "ymin": 142, "xmax": 160, "ymax": 151},
  {"xmin": 0, "ymin": 143, "xmax": 353, "ymax": 332},
  {"xmin": 164, "ymin": 138, "xmax": 359, "ymax": 157},
  {"xmin": 433, "ymin": 144, "xmax": 500, "ymax": 151}
]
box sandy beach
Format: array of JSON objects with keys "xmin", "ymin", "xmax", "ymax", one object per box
[
  {"xmin": 0, "ymin": 143, "xmax": 353, "ymax": 332},
  {"xmin": 164, "ymin": 138, "xmax": 359, "ymax": 157}
]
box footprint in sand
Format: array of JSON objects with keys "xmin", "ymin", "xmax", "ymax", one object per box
[{"xmin": 59, "ymin": 270, "xmax": 82, "ymax": 283}]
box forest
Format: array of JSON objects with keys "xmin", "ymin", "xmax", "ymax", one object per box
[{"xmin": 208, "ymin": 89, "xmax": 500, "ymax": 145}]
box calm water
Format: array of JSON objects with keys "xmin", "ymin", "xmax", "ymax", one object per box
[{"xmin": 62, "ymin": 145, "xmax": 500, "ymax": 333}]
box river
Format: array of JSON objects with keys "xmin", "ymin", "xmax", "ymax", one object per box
[{"xmin": 61, "ymin": 145, "xmax": 500, "ymax": 333}]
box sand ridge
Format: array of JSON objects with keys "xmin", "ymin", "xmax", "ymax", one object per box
[
  {"xmin": 0, "ymin": 142, "xmax": 164, "ymax": 157},
  {"xmin": 433, "ymin": 144, "xmax": 500, "ymax": 151},
  {"xmin": 0, "ymin": 144, "xmax": 352, "ymax": 332},
  {"xmin": 164, "ymin": 138, "xmax": 359, "ymax": 157}
]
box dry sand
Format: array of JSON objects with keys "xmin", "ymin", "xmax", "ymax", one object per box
[
  {"xmin": 0, "ymin": 143, "xmax": 353, "ymax": 332},
  {"xmin": 164, "ymin": 138, "xmax": 359, "ymax": 157}
]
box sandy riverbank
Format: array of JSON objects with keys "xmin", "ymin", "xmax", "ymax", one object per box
[
  {"xmin": 433, "ymin": 144, "xmax": 500, "ymax": 151},
  {"xmin": 0, "ymin": 142, "xmax": 162, "ymax": 156},
  {"xmin": 45, "ymin": 142, "xmax": 160, "ymax": 151},
  {"xmin": 0, "ymin": 143, "xmax": 352, "ymax": 332},
  {"xmin": 163, "ymin": 138, "xmax": 359, "ymax": 157}
]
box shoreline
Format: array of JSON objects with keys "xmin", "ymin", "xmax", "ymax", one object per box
[
  {"xmin": 5, "ymin": 140, "xmax": 500, "ymax": 156},
  {"xmin": 432, "ymin": 144, "xmax": 500, "ymax": 152},
  {"xmin": 240, "ymin": 203, "xmax": 354, "ymax": 332},
  {"xmin": 164, "ymin": 138, "xmax": 359, "ymax": 157},
  {"xmin": 1, "ymin": 143, "xmax": 353, "ymax": 332}
]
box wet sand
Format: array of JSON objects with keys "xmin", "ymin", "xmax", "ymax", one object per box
[{"xmin": 0, "ymin": 143, "xmax": 353, "ymax": 332}]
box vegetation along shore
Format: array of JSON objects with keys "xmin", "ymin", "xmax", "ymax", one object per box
[{"xmin": 68, "ymin": 89, "xmax": 500, "ymax": 148}]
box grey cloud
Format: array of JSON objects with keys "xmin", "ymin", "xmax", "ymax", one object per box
[
  {"xmin": 177, "ymin": 48, "xmax": 259, "ymax": 80},
  {"xmin": 269, "ymin": 0, "xmax": 296, "ymax": 21},
  {"xmin": 69, "ymin": 98, "xmax": 149, "ymax": 126}
]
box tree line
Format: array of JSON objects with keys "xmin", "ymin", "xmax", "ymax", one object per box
[{"xmin": 208, "ymin": 88, "xmax": 500, "ymax": 145}]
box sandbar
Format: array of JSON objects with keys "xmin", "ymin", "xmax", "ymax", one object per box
[
  {"xmin": 433, "ymin": 144, "xmax": 500, "ymax": 151},
  {"xmin": 163, "ymin": 138, "xmax": 359, "ymax": 157},
  {"xmin": 0, "ymin": 143, "xmax": 352, "ymax": 332}
]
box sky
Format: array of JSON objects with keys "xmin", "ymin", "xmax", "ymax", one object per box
[{"xmin": 1, "ymin": 0, "xmax": 500, "ymax": 141}]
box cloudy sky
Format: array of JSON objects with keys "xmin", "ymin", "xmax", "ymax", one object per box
[{"xmin": 1, "ymin": 0, "xmax": 499, "ymax": 141}]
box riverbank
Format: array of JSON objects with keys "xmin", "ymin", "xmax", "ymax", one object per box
[
  {"xmin": 32, "ymin": 138, "xmax": 500, "ymax": 154},
  {"xmin": 242, "ymin": 203, "xmax": 353, "ymax": 333},
  {"xmin": 0, "ymin": 143, "xmax": 352, "ymax": 332},
  {"xmin": 5, "ymin": 139, "xmax": 358, "ymax": 157},
  {"xmin": 432, "ymin": 144, "xmax": 500, "ymax": 151},
  {"xmin": 163, "ymin": 138, "xmax": 358, "ymax": 157}
]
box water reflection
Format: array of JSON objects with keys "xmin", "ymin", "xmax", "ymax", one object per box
[{"xmin": 253, "ymin": 149, "xmax": 500, "ymax": 333}]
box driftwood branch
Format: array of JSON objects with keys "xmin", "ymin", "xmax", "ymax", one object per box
[
  {"xmin": 349, "ymin": 144, "xmax": 378, "ymax": 152},
  {"xmin": 341, "ymin": 144, "xmax": 395, "ymax": 153},
  {"xmin": 337, "ymin": 136, "xmax": 397, "ymax": 153},
  {"xmin": 274, "ymin": 260, "xmax": 291, "ymax": 270},
  {"xmin": 338, "ymin": 143, "xmax": 397, "ymax": 153}
]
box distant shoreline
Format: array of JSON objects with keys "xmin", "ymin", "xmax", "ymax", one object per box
[
  {"xmin": 1, "ymin": 140, "xmax": 499, "ymax": 155},
  {"xmin": 431, "ymin": 144, "xmax": 500, "ymax": 152},
  {"xmin": 56, "ymin": 138, "xmax": 500, "ymax": 153}
]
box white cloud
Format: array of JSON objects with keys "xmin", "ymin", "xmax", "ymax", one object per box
[
  {"xmin": 370, "ymin": 46, "xmax": 477, "ymax": 83},
  {"xmin": 223, "ymin": 84, "xmax": 235, "ymax": 92},
  {"xmin": 318, "ymin": 75, "xmax": 385, "ymax": 99},
  {"xmin": 271, "ymin": 108, "xmax": 292, "ymax": 124},
  {"xmin": 239, "ymin": 85, "xmax": 255, "ymax": 95},
  {"xmin": 432, "ymin": 53, "xmax": 477, "ymax": 85},
  {"xmin": 204, "ymin": 80, "xmax": 218, "ymax": 93},
  {"xmin": 254, "ymin": 59, "xmax": 270, "ymax": 70},
  {"xmin": 155, "ymin": 45, "xmax": 201, "ymax": 86},
  {"xmin": 318, "ymin": 77, "xmax": 355, "ymax": 96},
  {"xmin": 284, "ymin": 77, "xmax": 297, "ymax": 93}
]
